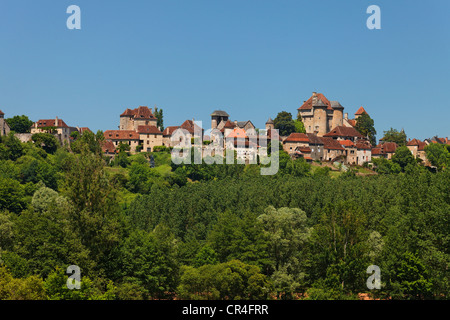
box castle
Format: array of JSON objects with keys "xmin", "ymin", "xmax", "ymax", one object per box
[
  {"xmin": 297, "ymin": 92, "xmax": 366, "ymax": 137},
  {"xmin": 1, "ymin": 90, "xmax": 448, "ymax": 167}
]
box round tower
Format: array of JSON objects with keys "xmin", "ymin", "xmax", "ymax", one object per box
[
  {"xmin": 265, "ymin": 117, "xmax": 274, "ymax": 131},
  {"xmin": 312, "ymin": 98, "xmax": 328, "ymax": 136},
  {"xmin": 331, "ymin": 101, "xmax": 344, "ymax": 129}
]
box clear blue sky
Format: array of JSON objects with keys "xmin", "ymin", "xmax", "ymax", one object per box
[{"xmin": 0, "ymin": 0, "xmax": 449, "ymax": 140}]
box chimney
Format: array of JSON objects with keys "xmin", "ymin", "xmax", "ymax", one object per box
[
  {"xmin": 55, "ymin": 116, "xmax": 58, "ymax": 127},
  {"xmin": 344, "ymin": 113, "xmax": 348, "ymax": 120},
  {"xmin": 312, "ymin": 92, "xmax": 317, "ymax": 96}
]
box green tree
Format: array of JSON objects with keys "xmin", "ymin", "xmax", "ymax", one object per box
[
  {"xmin": 0, "ymin": 266, "xmax": 46, "ymax": 300},
  {"xmin": 389, "ymin": 251, "xmax": 433, "ymax": 300},
  {"xmin": 257, "ymin": 206, "xmax": 311, "ymax": 298},
  {"xmin": 273, "ymin": 111, "xmax": 296, "ymax": 136},
  {"xmin": 424, "ymin": 143, "xmax": 450, "ymax": 171},
  {"xmin": 44, "ymin": 267, "xmax": 116, "ymax": 300},
  {"xmin": 154, "ymin": 107, "xmax": 164, "ymax": 131},
  {"xmin": 118, "ymin": 228, "xmax": 179, "ymax": 299},
  {"xmin": 177, "ymin": 260, "xmax": 271, "ymax": 300},
  {"xmin": 11, "ymin": 186, "xmax": 90, "ymax": 277},
  {"xmin": 392, "ymin": 146, "xmax": 416, "ymax": 171},
  {"xmin": 294, "ymin": 119, "xmax": 306, "ymax": 134},
  {"xmin": 309, "ymin": 201, "xmax": 369, "ymax": 295},
  {"xmin": 355, "ymin": 112, "xmax": 377, "ymax": 146},
  {"xmin": 5, "ymin": 115, "xmax": 34, "ymax": 133},
  {"xmin": 63, "ymin": 148, "xmax": 123, "ymax": 275},
  {"xmin": 1, "ymin": 132, "xmax": 24, "ymax": 160},
  {"xmin": 32, "ymin": 133, "xmax": 59, "ymax": 154},
  {"xmin": 382, "ymin": 128, "xmax": 407, "ymax": 146}
]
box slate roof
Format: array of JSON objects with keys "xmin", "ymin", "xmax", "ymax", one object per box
[{"xmin": 211, "ymin": 110, "xmax": 229, "ymax": 117}]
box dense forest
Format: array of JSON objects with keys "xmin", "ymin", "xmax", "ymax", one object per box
[{"xmin": 0, "ymin": 130, "xmax": 449, "ymax": 300}]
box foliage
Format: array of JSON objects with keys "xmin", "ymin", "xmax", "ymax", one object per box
[
  {"xmin": 5, "ymin": 115, "xmax": 34, "ymax": 133},
  {"xmin": 177, "ymin": 260, "xmax": 271, "ymax": 300},
  {"xmin": 382, "ymin": 128, "xmax": 407, "ymax": 146},
  {"xmin": 273, "ymin": 111, "xmax": 296, "ymax": 136},
  {"xmin": 32, "ymin": 133, "xmax": 59, "ymax": 154},
  {"xmin": 425, "ymin": 143, "xmax": 450, "ymax": 171},
  {"xmin": 355, "ymin": 113, "xmax": 377, "ymax": 146},
  {"xmin": 392, "ymin": 146, "xmax": 416, "ymax": 171}
]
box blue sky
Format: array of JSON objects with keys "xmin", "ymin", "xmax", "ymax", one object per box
[{"xmin": 0, "ymin": 0, "xmax": 449, "ymax": 140}]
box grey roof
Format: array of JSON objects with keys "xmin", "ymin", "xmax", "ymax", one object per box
[
  {"xmin": 330, "ymin": 101, "xmax": 344, "ymax": 109},
  {"xmin": 211, "ymin": 110, "xmax": 229, "ymax": 117},
  {"xmin": 266, "ymin": 117, "xmax": 274, "ymax": 124},
  {"xmin": 312, "ymin": 98, "xmax": 327, "ymax": 107}
]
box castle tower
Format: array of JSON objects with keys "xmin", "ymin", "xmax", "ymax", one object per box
[
  {"xmin": 210, "ymin": 110, "xmax": 229, "ymax": 130},
  {"xmin": 354, "ymin": 106, "xmax": 367, "ymax": 120},
  {"xmin": 265, "ymin": 118, "xmax": 274, "ymax": 131},
  {"xmin": 0, "ymin": 110, "xmax": 10, "ymax": 136},
  {"xmin": 312, "ymin": 94, "xmax": 328, "ymax": 136},
  {"xmin": 330, "ymin": 101, "xmax": 344, "ymax": 129}
]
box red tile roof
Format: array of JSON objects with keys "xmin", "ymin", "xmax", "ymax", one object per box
[
  {"xmin": 321, "ymin": 137, "xmax": 345, "ymax": 150},
  {"xmin": 347, "ymin": 119, "xmax": 357, "ymax": 127},
  {"xmin": 298, "ymin": 93, "xmax": 333, "ymax": 111},
  {"xmin": 227, "ymin": 127, "xmax": 248, "ymax": 139},
  {"xmin": 296, "ymin": 147, "xmax": 312, "ymax": 153},
  {"xmin": 284, "ymin": 132, "xmax": 310, "ymax": 143},
  {"xmin": 223, "ymin": 120, "xmax": 235, "ymax": 129},
  {"xmin": 371, "ymin": 147, "xmax": 384, "ymax": 156},
  {"xmin": 163, "ymin": 126, "xmax": 180, "ymax": 136},
  {"xmin": 137, "ymin": 125, "xmax": 162, "ymax": 134},
  {"xmin": 120, "ymin": 106, "xmax": 156, "ymax": 120},
  {"xmin": 323, "ymin": 126, "xmax": 364, "ymax": 139},
  {"xmin": 377, "ymin": 142, "xmax": 398, "ymax": 153},
  {"xmin": 407, "ymin": 139, "xmax": 426, "ymax": 151},
  {"xmin": 306, "ymin": 133, "xmax": 324, "ymax": 145},
  {"xmin": 104, "ymin": 130, "xmax": 140, "ymax": 140},
  {"xmin": 34, "ymin": 119, "xmax": 69, "ymax": 128},
  {"xmin": 339, "ymin": 139, "xmax": 355, "ymax": 148},
  {"xmin": 355, "ymin": 106, "xmax": 367, "ymax": 115},
  {"xmin": 79, "ymin": 127, "xmax": 91, "ymax": 133},
  {"xmin": 0, "ymin": 110, "xmax": 4, "ymax": 115},
  {"xmin": 101, "ymin": 140, "xmax": 117, "ymax": 154},
  {"xmin": 355, "ymin": 140, "xmax": 372, "ymax": 150},
  {"xmin": 180, "ymin": 120, "xmax": 203, "ymax": 135}
]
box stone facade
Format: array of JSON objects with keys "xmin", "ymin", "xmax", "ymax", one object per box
[{"xmin": 0, "ymin": 110, "xmax": 11, "ymax": 136}]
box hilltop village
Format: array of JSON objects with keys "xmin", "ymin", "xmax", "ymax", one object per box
[{"xmin": 1, "ymin": 91, "xmax": 448, "ymax": 168}]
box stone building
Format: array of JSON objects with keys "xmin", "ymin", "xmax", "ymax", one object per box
[
  {"xmin": 119, "ymin": 106, "xmax": 158, "ymax": 131},
  {"xmin": 406, "ymin": 138, "xmax": 427, "ymax": 162},
  {"xmin": 0, "ymin": 110, "xmax": 11, "ymax": 136},
  {"xmin": 30, "ymin": 117, "xmax": 76, "ymax": 144},
  {"xmin": 297, "ymin": 92, "xmax": 344, "ymax": 137}
]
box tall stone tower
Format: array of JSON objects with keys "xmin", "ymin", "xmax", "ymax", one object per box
[
  {"xmin": 0, "ymin": 110, "xmax": 11, "ymax": 136},
  {"xmin": 265, "ymin": 118, "xmax": 274, "ymax": 131},
  {"xmin": 330, "ymin": 101, "xmax": 344, "ymax": 130},
  {"xmin": 312, "ymin": 94, "xmax": 328, "ymax": 136},
  {"xmin": 211, "ymin": 110, "xmax": 229, "ymax": 129}
]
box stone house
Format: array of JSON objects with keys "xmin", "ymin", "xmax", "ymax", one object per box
[
  {"xmin": 30, "ymin": 117, "xmax": 76, "ymax": 144},
  {"xmin": 0, "ymin": 110, "xmax": 11, "ymax": 136}
]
